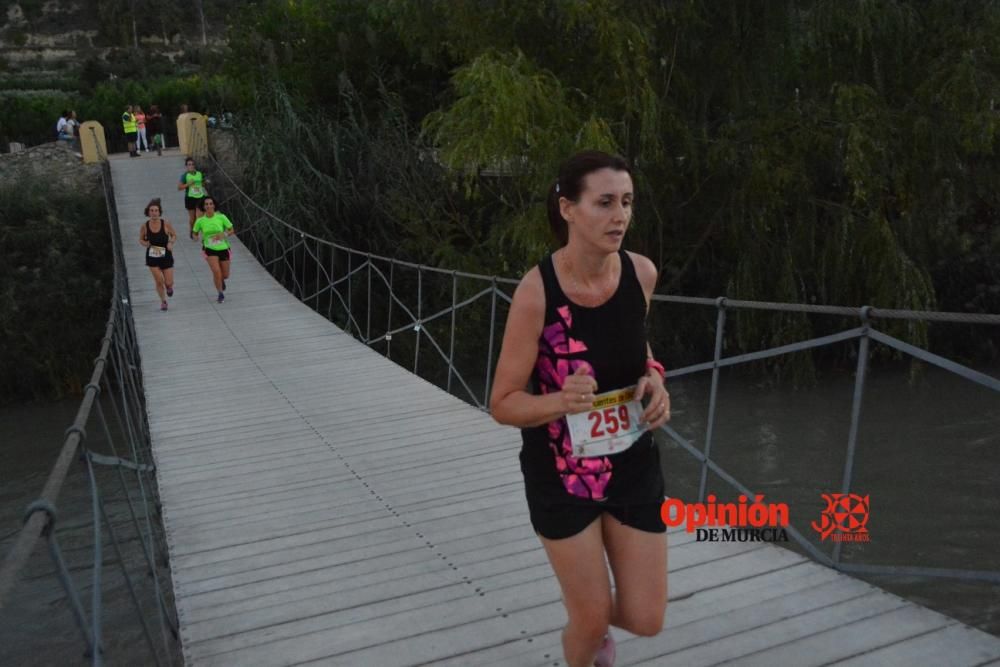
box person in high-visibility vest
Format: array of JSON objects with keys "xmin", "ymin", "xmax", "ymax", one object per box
[{"xmin": 122, "ymin": 105, "xmax": 138, "ymax": 157}]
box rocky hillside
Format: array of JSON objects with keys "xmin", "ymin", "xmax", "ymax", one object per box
[
  {"xmin": 0, "ymin": 139, "xmax": 99, "ymax": 190},
  {"xmin": 1, "ymin": 1, "xmax": 235, "ymax": 90}
]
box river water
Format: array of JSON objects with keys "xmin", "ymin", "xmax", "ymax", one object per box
[
  {"xmin": 662, "ymin": 362, "xmax": 1000, "ymax": 636},
  {"xmin": 1, "ymin": 363, "xmax": 998, "ymax": 663},
  {"xmin": 0, "ymin": 399, "xmax": 179, "ymax": 666}
]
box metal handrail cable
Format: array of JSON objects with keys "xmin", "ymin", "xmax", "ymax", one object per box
[
  {"xmin": 0, "ymin": 130, "xmax": 178, "ymax": 664},
  {"xmin": 193, "ymin": 120, "xmax": 1000, "ymax": 584}
]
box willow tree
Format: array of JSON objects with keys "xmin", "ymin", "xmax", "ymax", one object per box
[{"xmin": 225, "ymin": 0, "xmax": 1000, "ymax": 367}]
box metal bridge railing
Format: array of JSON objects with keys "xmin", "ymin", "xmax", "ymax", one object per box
[
  {"xmin": 0, "ymin": 130, "xmax": 179, "ymax": 666},
  {"xmin": 191, "ymin": 120, "xmax": 1000, "ymax": 587},
  {"xmin": 658, "ymin": 297, "xmax": 1000, "ymax": 583}
]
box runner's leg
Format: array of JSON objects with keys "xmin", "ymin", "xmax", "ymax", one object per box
[
  {"xmin": 603, "ymin": 512, "xmax": 667, "ymax": 636},
  {"xmin": 205, "ymin": 255, "xmax": 223, "ymax": 293},
  {"xmin": 539, "ymin": 518, "xmax": 612, "ymax": 667},
  {"xmin": 163, "ymin": 267, "xmax": 174, "ymax": 295},
  {"xmin": 148, "ymin": 266, "xmax": 166, "ymax": 303}
]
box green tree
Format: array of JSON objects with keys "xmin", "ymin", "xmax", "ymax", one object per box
[{"xmin": 222, "ymin": 0, "xmax": 1000, "ymax": 368}]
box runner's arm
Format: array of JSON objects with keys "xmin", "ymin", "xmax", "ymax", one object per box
[
  {"xmin": 627, "ymin": 251, "xmax": 670, "ymax": 427},
  {"xmin": 139, "ymin": 224, "xmax": 149, "ymax": 247},
  {"xmin": 490, "ymin": 269, "xmax": 596, "ymax": 427},
  {"xmin": 165, "ymin": 222, "xmax": 176, "ymax": 249}
]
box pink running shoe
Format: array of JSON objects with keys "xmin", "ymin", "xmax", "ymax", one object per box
[
  {"xmin": 594, "ymin": 633, "xmax": 616, "ymax": 667},
  {"xmin": 160, "ymin": 301, "xmax": 168, "ymax": 311},
  {"xmin": 166, "ymin": 286, "xmax": 173, "ymax": 297}
]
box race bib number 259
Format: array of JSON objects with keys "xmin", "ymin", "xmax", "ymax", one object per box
[{"xmin": 566, "ymin": 385, "xmax": 645, "ymax": 458}]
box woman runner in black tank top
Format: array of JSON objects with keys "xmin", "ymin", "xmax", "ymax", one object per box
[
  {"xmin": 139, "ymin": 198, "xmax": 177, "ymax": 311},
  {"xmin": 519, "ymin": 249, "xmax": 662, "ymax": 506},
  {"xmin": 490, "ymin": 151, "xmax": 671, "ymax": 667}
]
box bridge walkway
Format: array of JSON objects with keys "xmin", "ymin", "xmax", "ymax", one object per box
[{"xmin": 109, "ymin": 154, "xmax": 1000, "ymax": 666}]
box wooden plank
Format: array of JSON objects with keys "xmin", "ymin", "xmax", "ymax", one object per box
[
  {"xmin": 108, "ymin": 157, "xmax": 1000, "ymax": 667},
  {"xmin": 723, "ymin": 607, "xmax": 955, "ymax": 667},
  {"xmin": 440, "ymin": 561, "xmax": 833, "ymax": 667},
  {"xmin": 190, "ymin": 542, "xmax": 782, "ymax": 664},
  {"xmin": 627, "ymin": 591, "xmax": 908, "ymax": 667},
  {"xmin": 824, "ymin": 623, "xmax": 1000, "ymax": 666}
]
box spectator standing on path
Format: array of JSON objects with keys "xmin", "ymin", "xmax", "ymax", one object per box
[
  {"xmin": 122, "ymin": 105, "xmax": 138, "ymax": 157},
  {"xmin": 139, "ymin": 198, "xmax": 177, "ymax": 311},
  {"xmin": 135, "ymin": 106, "xmax": 149, "ymax": 152},
  {"xmin": 147, "ymin": 106, "xmax": 164, "ymax": 156},
  {"xmin": 192, "ymin": 196, "xmax": 235, "ymax": 304},
  {"xmin": 177, "ymin": 157, "xmax": 208, "ymax": 238},
  {"xmin": 55, "ymin": 111, "xmax": 70, "ymax": 141},
  {"xmin": 490, "ymin": 150, "xmax": 671, "ymax": 667},
  {"xmin": 66, "ymin": 110, "xmax": 81, "ymax": 153}
]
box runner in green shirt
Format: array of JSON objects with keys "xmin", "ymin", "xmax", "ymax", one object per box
[
  {"xmin": 192, "ymin": 196, "xmax": 235, "ymax": 303},
  {"xmin": 177, "ymin": 157, "xmax": 208, "ymax": 239}
]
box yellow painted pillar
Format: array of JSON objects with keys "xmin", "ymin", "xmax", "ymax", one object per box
[
  {"xmin": 177, "ymin": 112, "xmax": 209, "ymax": 156},
  {"xmin": 79, "ymin": 121, "xmax": 107, "ymax": 163}
]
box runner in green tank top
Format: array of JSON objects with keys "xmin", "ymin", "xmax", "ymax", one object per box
[
  {"xmin": 192, "ymin": 196, "xmax": 235, "ymax": 303},
  {"xmin": 177, "ymin": 157, "xmax": 208, "ymax": 239}
]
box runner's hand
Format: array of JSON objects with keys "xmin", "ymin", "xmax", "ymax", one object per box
[
  {"xmin": 637, "ymin": 371, "xmax": 670, "ymax": 430},
  {"xmin": 560, "ymin": 365, "xmax": 597, "ymax": 415}
]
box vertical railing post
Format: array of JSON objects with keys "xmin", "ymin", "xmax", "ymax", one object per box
[
  {"xmin": 698, "ymin": 297, "xmax": 728, "ymax": 502},
  {"xmin": 84, "ymin": 453, "xmax": 104, "ymax": 666},
  {"xmin": 267, "ymin": 233, "xmax": 274, "ymax": 279},
  {"xmin": 414, "ymin": 266, "xmax": 423, "ymax": 374},
  {"xmin": 293, "ymin": 233, "xmax": 300, "ymax": 297},
  {"xmin": 366, "ymin": 253, "xmax": 372, "ymax": 344},
  {"xmin": 346, "ymin": 252, "xmax": 353, "ymax": 335},
  {"xmin": 447, "ymin": 271, "xmax": 458, "ymax": 393},
  {"xmin": 385, "ymin": 261, "xmax": 395, "ymax": 358},
  {"xmin": 833, "ymin": 306, "xmax": 872, "ymax": 564},
  {"xmin": 328, "ymin": 245, "xmax": 336, "ymax": 323},
  {"xmin": 483, "ymin": 277, "xmax": 498, "ymax": 410},
  {"xmin": 314, "ymin": 238, "xmax": 321, "ymax": 311}
]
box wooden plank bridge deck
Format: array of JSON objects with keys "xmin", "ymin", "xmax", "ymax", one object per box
[{"xmin": 110, "ymin": 154, "xmax": 1000, "ymax": 666}]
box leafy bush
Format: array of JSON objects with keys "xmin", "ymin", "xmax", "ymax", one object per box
[
  {"xmin": 0, "ymin": 176, "xmax": 112, "ymax": 403},
  {"xmin": 0, "ymin": 92, "xmax": 77, "ymax": 148}
]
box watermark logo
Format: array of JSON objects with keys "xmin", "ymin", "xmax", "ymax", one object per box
[
  {"xmin": 660, "ymin": 495, "xmax": 790, "ymax": 543},
  {"xmin": 811, "ymin": 493, "xmax": 870, "ymax": 542}
]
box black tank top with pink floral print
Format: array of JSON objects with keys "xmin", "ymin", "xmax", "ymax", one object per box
[{"xmin": 519, "ymin": 250, "xmax": 664, "ymax": 506}]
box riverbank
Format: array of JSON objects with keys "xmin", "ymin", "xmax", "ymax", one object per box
[{"xmin": 0, "ymin": 141, "xmax": 111, "ymax": 404}]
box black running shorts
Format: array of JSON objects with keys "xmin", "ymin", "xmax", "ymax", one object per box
[
  {"xmin": 145, "ymin": 254, "xmax": 174, "ymax": 270},
  {"xmin": 525, "ymin": 497, "xmax": 667, "ymax": 540}
]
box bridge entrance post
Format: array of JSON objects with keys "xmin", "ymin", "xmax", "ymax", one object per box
[{"xmin": 80, "ymin": 122, "xmax": 108, "ymax": 163}]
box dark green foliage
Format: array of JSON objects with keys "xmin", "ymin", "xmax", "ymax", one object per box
[
  {"xmin": 0, "ymin": 93, "xmax": 78, "ymax": 148},
  {"xmin": 0, "ymin": 177, "xmax": 112, "ymax": 404},
  {"xmin": 225, "ymin": 0, "xmax": 1000, "ymax": 373},
  {"xmin": 1, "ymin": 75, "xmax": 246, "ymax": 152}
]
